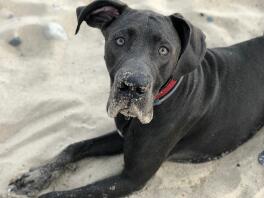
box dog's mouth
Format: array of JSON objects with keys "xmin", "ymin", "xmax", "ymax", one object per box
[
  {"xmin": 107, "ymin": 89, "xmax": 154, "ymax": 124},
  {"xmin": 119, "ymin": 105, "xmax": 154, "ymax": 123},
  {"xmin": 119, "ymin": 108, "xmax": 137, "ymax": 118},
  {"xmin": 107, "ymin": 100, "xmax": 154, "ymax": 124}
]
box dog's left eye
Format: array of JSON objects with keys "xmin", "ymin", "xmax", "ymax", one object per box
[
  {"xmin": 158, "ymin": 46, "xmax": 169, "ymax": 56},
  {"xmin": 115, "ymin": 37, "xmax": 125, "ymax": 46}
]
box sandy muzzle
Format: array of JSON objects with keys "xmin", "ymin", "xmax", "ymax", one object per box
[{"xmin": 107, "ymin": 84, "xmax": 154, "ymax": 124}]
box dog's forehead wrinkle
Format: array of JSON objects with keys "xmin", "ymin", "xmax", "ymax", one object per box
[{"xmin": 109, "ymin": 9, "xmax": 171, "ymax": 35}]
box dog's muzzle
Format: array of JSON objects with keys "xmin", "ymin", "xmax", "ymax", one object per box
[{"xmin": 107, "ymin": 71, "xmax": 154, "ymax": 124}]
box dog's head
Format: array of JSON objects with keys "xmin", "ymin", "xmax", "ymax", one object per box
[{"xmin": 76, "ymin": 0, "xmax": 206, "ymax": 124}]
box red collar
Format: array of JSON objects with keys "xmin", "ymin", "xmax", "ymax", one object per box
[
  {"xmin": 154, "ymin": 77, "xmax": 183, "ymax": 106},
  {"xmin": 154, "ymin": 79, "xmax": 177, "ymax": 100}
]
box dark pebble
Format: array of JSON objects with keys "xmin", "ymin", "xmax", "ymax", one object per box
[
  {"xmin": 258, "ymin": 150, "xmax": 264, "ymax": 166},
  {"xmin": 207, "ymin": 16, "xmax": 214, "ymax": 23},
  {"xmin": 236, "ymin": 163, "xmax": 240, "ymax": 167},
  {"xmin": 9, "ymin": 37, "xmax": 22, "ymax": 47},
  {"xmin": 200, "ymin": 13, "xmax": 205, "ymax": 17},
  {"xmin": 8, "ymin": 14, "xmax": 14, "ymax": 19}
]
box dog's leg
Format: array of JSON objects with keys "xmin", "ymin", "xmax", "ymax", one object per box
[
  {"xmin": 38, "ymin": 131, "xmax": 173, "ymax": 198},
  {"xmin": 8, "ymin": 132, "xmax": 123, "ymax": 197}
]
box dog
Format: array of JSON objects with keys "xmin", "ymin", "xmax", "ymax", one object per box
[{"xmin": 8, "ymin": 0, "xmax": 264, "ymax": 197}]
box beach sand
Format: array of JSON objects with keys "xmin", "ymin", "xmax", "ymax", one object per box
[{"xmin": 0, "ymin": 0, "xmax": 264, "ymax": 197}]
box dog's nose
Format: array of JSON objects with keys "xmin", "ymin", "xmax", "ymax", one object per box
[{"xmin": 118, "ymin": 74, "xmax": 150, "ymax": 95}]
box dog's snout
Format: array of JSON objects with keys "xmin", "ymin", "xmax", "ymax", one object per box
[{"xmin": 118, "ymin": 74, "xmax": 150, "ymax": 95}]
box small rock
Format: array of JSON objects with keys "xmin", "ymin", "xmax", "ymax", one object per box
[
  {"xmin": 258, "ymin": 150, "xmax": 264, "ymax": 166},
  {"xmin": 200, "ymin": 13, "xmax": 205, "ymax": 17},
  {"xmin": 236, "ymin": 163, "xmax": 240, "ymax": 167},
  {"xmin": 0, "ymin": 8, "xmax": 14, "ymax": 19},
  {"xmin": 8, "ymin": 13, "xmax": 14, "ymax": 19},
  {"xmin": 43, "ymin": 22, "xmax": 68, "ymax": 40},
  {"xmin": 9, "ymin": 37, "xmax": 22, "ymax": 47},
  {"xmin": 207, "ymin": 16, "xmax": 214, "ymax": 23}
]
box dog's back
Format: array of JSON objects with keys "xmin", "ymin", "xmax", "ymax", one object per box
[{"xmin": 169, "ymin": 36, "xmax": 264, "ymax": 163}]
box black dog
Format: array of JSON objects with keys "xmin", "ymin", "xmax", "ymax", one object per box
[{"xmin": 9, "ymin": 0, "xmax": 264, "ymax": 197}]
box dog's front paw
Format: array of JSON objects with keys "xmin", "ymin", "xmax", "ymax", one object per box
[{"xmin": 8, "ymin": 166, "xmax": 61, "ymax": 197}]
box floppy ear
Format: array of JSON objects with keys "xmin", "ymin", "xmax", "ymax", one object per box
[
  {"xmin": 75, "ymin": 0, "xmax": 127, "ymax": 34},
  {"xmin": 170, "ymin": 14, "xmax": 207, "ymax": 79}
]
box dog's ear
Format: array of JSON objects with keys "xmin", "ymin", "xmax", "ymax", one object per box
[
  {"xmin": 170, "ymin": 14, "xmax": 207, "ymax": 79},
  {"xmin": 75, "ymin": 0, "xmax": 127, "ymax": 34}
]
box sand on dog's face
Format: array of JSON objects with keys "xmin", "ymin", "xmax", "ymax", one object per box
[
  {"xmin": 103, "ymin": 10, "xmax": 181, "ymax": 124},
  {"xmin": 106, "ymin": 72, "xmax": 154, "ymax": 124}
]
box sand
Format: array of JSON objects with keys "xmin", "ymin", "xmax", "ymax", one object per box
[{"xmin": 0, "ymin": 0, "xmax": 264, "ymax": 197}]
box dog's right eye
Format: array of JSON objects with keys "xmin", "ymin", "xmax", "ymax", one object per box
[
  {"xmin": 115, "ymin": 37, "xmax": 125, "ymax": 46},
  {"xmin": 158, "ymin": 46, "xmax": 169, "ymax": 56}
]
